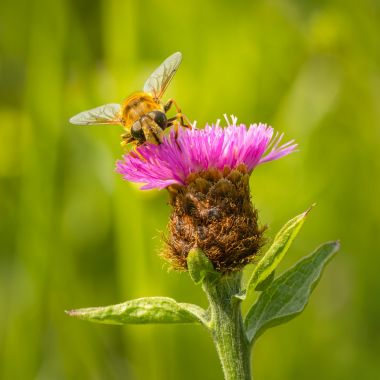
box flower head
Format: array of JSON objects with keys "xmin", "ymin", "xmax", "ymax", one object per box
[
  {"xmin": 116, "ymin": 115, "xmax": 297, "ymax": 190},
  {"xmin": 116, "ymin": 116, "xmax": 297, "ymax": 272}
]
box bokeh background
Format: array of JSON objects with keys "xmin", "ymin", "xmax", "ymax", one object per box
[{"xmin": 1, "ymin": 0, "xmax": 379, "ymax": 379}]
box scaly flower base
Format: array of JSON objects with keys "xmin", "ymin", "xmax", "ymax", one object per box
[{"xmin": 165, "ymin": 166, "xmax": 265, "ymax": 272}]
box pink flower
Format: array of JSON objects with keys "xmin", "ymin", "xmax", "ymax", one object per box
[{"xmin": 116, "ymin": 116, "xmax": 297, "ymax": 190}]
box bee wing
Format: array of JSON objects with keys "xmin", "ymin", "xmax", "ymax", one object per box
[
  {"xmin": 143, "ymin": 52, "xmax": 182, "ymax": 101},
  {"xmin": 69, "ymin": 103, "xmax": 121, "ymax": 125}
]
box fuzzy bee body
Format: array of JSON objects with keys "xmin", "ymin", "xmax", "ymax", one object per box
[
  {"xmin": 119, "ymin": 92, "xmax": 167, "ymax": 145},
  {"xmin": 69, "ymin": 52, "xmax": 190, "ymax": 147}
]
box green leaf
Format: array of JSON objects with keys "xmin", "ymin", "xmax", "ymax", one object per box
[
  {"xmin": 255, "ymin": 270, "xmax": 275, "ymax": 291},
  {"xmin": 66, "ymin": 297, "xmax": 207, "ymax": 326},
  {"xmin": 243, "ymin": 206, "xmax": 314, "ymax": 299},
  {"xmin": 187, "ymin": 248, "xmax": 220, "ymax": 285},
  {"xmin": 245, "ymin": 241, "xmax": 339, "ymax": 343}
]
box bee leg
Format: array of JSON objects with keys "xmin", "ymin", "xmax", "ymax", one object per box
[
  {"xmin": 125, "ymin": 136, "xmax": 146, "ymax": 161},
  {"xmin": 167, "ymin": 115, "xmax": 195, "ymax": 151},
  {"xmin": 120, "ymin": 132, "xmax": 134, "ymax": 148},
  {"xmin": 120, "ymin": 132, "xmax": 145, "ymax": 156},
  {"xmin": 164, "ymin": 99, "xmax": 193, "ymax": 129},
  {"xmin": 167, "ymin": 113, "xmax": 193, "ymax": 129},
  {"xmin": 164, "ymin": 98, "xmax": 181, "ymax": 113},
  {"xmin": 165, "ymin": 118, "xmax": 182, "ymax": 150}
]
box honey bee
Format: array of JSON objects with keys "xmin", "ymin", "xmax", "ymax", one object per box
[{"xmin": 69, "ymin": 52, "xmax": 191, "ymax": 146}]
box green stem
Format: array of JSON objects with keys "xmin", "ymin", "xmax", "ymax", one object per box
[{"xmin": 203, "ymin": 272, "xmax": 252, "ymax": 380}]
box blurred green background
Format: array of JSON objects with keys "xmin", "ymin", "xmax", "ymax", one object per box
[{"xmin": 1, "ymin": 0, "xmax": 379, "ymax": 379}]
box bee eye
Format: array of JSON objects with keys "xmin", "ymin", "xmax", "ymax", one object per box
[
  {"xmin": 148, "ymin": 111, "xmax": 167, "ymax": 129},
  {"xmin": 131, "ymin": 121, "xmax": 146, "ymax": 141}
]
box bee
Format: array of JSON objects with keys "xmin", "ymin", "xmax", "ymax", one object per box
[{"xmin": 69, "ymin": 52, "xmax": 191, "ymax": 146}]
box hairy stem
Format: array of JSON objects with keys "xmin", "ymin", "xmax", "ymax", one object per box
[{"xmin": 203, "ymin": 272, "xmax": 252, "ymax": 380}]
